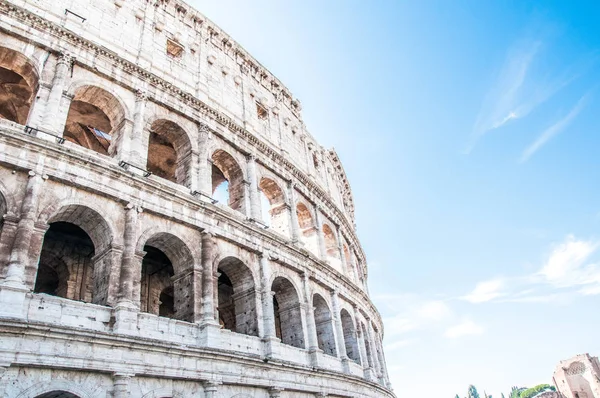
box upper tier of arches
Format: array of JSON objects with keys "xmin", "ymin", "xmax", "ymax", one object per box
[{"xmin": 0, "ymin": 40, "xmax": 368, "ymax": 290}]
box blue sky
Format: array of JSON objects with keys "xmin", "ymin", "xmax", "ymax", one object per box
[{"xmin": 190, "ymin": 1, "xmax": 600, "ymax": 396}]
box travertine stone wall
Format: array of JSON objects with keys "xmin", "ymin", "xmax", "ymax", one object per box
[{"xmin": 0, "ymin": 0, "xmax": 393, "ymax": 396}]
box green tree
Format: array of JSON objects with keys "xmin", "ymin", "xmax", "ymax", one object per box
[
  {"xmin": 510, "ymin": 386, "xmax": 526, "ymax": 398},
  {"xmin": 468, "ymin": 385, "xmax": 481, "ymax": 398},
  {"xmin": 501, "ymin": 394, "xmax": 506, "ymax": 398},
  {"xmin": 520, "ymin": 384, "xmax": 556, "ymax": 398}
]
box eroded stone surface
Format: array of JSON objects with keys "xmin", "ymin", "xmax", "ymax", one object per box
[{"xmin": 0, "ymin": 0, "xmax": 393, "ymax": 396}]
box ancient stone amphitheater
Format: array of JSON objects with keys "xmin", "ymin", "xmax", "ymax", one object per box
[{"xmin": 0, "ymin": 0, "xmax": 393, "ymax": 397}]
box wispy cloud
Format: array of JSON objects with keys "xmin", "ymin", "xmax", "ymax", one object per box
[
  {"xmin": 462, "ymin": 235, "xmax": 600, "ymax": 304},
  {"xmin": 519, "ymin": 93, "xmax": 590, "ymax": 162},
  {"xmin": 465, "ymin": 38, "xmax": 579, "ymax": 153},
  {"xmin": 444, "ymin": 319, "xmax": 484, "ymax": 339},
  {"xmin": 462, "ymin": 278, "xmax": 506, "ymax": 303}
]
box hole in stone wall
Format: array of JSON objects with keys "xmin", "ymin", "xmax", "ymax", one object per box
[
  {"xmin": 256, "ymin": 102, "xmax": 268, "ymax": 120},
  {"xmin": 271, "ymin": 276, "xmax": 305, "ymax": 349},
  {"xmin": 141, "ymin": 245, "xmax": 175, "ymax": 318},
  {"xmin": 217, "ymin": 256, "xmax": 258, "ymax": 336},
  {"xmin": 147, "ymin": 119, "xmax": 193, "ymax": 187},
  {"xmin": 63, "ymin": 85, "xmax": 125, "ymax": 156},
  {"xmin": 211, "ymin": 150, "xmax": 245, "ymax": 212},
  {"xmin": 340, "ymin": 309, "xmax": 360, "ymax": 364},
  {"xmin": 313, "ymin": 293, "xmax": 337, "ymax": 357},
  {"xmin": 35, "ymin": 222, "xmax": 95, "ymax": 302},
  {"xmin": 0, "ymin": 46, "xmax": 38, "ymax": 125}
]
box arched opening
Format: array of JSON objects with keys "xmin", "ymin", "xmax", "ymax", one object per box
[
  {"xmin": 0, "ymin": 46, "xmax": 38, "ymax": 125},
  {"xmin": 340, "ymin": 309, "xmax": 360, "ymax": 363},
  {"xmin": 271, "ymin": 276, "xmax": 305, "ymax": 349},
  {"xmin": 211, "ymin": 149, "xmax": 245, "ymax": 212},
  {"xmin": 35, "ymin": 392, "xmax": 81, "ymax": 398},
  {"xmin": 146, "ymin": 119, "xmax": 192, "ymax": 186},
  {"xmin": 141, "ymin": 245, "xmax": 175, "ymax": 318},
  {"xmin": 259, "ymin": 177, "xmax": 289, "ymax": 236},
  {"xmin": 313, "ymin": 293, "xmax": 337, "ymax": 356},
  {"xmin": 63, "ymin": 85, "xmax": 126, "ymax": 156},
  {"xmin": 322, "ymin": 223, "xmax": 341, "ymax": 269},
  {"xmin": 296, "ymin": 203, "xmax": 318, "ymax": 256},
  {"xmin": 139, "ymin": 233, "xmax": 194, "ymax": 322},
  {"xmin": 216, "ymin": 256, "xmax": 258, "ymax": 336},
  {"xmin": 35, "ymin": 205, "xmax": 113, "ymax": 304}
]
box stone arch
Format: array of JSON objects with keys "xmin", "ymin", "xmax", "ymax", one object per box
[
  {"xmin": 340, "ymin": 308, "xmax": 360, "ymax": 363},
  {"xmin": 258, "ymin": 177, "xmax": 289, "ymax": 235},
  {"xmin": 313, "ymin": 293, "xmax": 337, "ymax": 356},
  {"xmin": 0, "ymin": 45, "xmax": 39, "ymax": 125},
  {"xmin": 296, "ymin": 202, "xmax": 319, "ymax": 256},
  {"xmin": 211, "ymin": 149, "xmax": 245, "ymax": 212},
  {"xmin": 146, "ymin": 118, "xmax": 194, "ymax": 186},
  {"xmin": 34, "ymin": 203, "xmax": 116, "ymax": 305},
  {"xmin": 216, "ymin": 256, "xmax": 258, "ymax": 336},
  {"xmin": 322, "ymin": 223, "xmax": 341, "ymax": 268},
  {"xmin": 15, "ymin": 379, "xmax": 94, "ymax": 398},
  {"xmin": 271, "ymin": 276, "xmax": 305, "ymax": 349},
  {"xmin": 63, "ymin": 83, "xmax": 128, "ymax": 157},
  {"xmin": 137, "ymin": 231, "xmax": 195, "ymax": 322}
]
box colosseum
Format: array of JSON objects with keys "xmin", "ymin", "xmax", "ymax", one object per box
[{"xmin": 0, "ymin": 0, "xmax": 393, "ymax": 397}]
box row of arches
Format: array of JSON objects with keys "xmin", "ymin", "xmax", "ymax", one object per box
[
  {"xmin": 0, "ymin": 45, "xmax": 364, "ymax": 285},
  {"xmin": 0, "ymin": 183, "xmax": 379, "ymax": 370}
]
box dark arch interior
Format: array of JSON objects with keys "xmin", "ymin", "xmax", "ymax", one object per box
[
  {"xmin": 146, "ymin": 120, "xmax": 192, "ymax": 186},
  {"xmin": 0, "ymin": 65, "xmax": 33, "ymax": 124},
  {"xmin": 35, "ymin": 222, "xmax": 95, "ymax": 302},
  {"xmin": 271, "ymin": 277, "xmax": 305, "ymax": 348},
  {"xmin": 217, "ymin": 257, "xmax": 258, "ymax": 336},
  {"xmin": 35, "ymin": 392, "xmax": 81, "ymax": 398},
  {"xmin": 141, "ymin": 245, "xmax": 175, "ymax": 319}
]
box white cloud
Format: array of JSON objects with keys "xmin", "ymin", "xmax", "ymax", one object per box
[
  {"xmin": 417, "ymin": 300, "xmax": 453, "ymax": 321},
  {"xmin": 466, "ymin": 38, "xmax": 577, "ymax": 154},
  {"xmin": 520, "ymin": 94, "xmax": 590, "ymax": 162},
  {"xmin": 462, "ymin": 278, "xmax": 506, "ymax": 303},
  {"xmin": 462, "ymin": 235, "xmax": 600, "ymax": 305},
  {"xmin": 539, "ymin": 235, "xmax": 599, "ymax": 284},
  {"xmin": 444, "ymin": 320, "xmax": 484, "ymax": 339}
]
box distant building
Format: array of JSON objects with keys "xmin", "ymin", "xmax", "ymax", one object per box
[{"xmin": 553, "ymin": 354, "xmax": 600, "ymax": 398}]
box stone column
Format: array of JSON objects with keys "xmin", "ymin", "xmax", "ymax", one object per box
[
  {"xmin": 302, "ymin": 274, "xmax": 319, "ymax": 351},
  {"xmin": 2, "ymin": 171, "xmax": 44, "ymax": 288},
  {"xmin": 41, "ymin": 53, "xmax": 73, "ymax": 135},
  {"xmin": 366, "ymin": 320, "xmax": 381, "ymax": 379},
  {"xmin": 203, "ymin": 381, "xmax": 219, "ymax": 398},
  {"xmin": 247, "ymin": 155, "xmax": 262, "ymax": 221},
  {"xmin": 259, "ymin": 252, "xmax": 276, "ymax": 339},
  {"xmin": 113, "ymin": 373, "xmax": 134, "ymax": 398},
  {"xmin": 313, "ymin": 207, "xmax": 327, "ymax": 261},
  {"xmin": 375, "ymin": 332, "xmax": 391, "ymax": 387},
  {"xmin": 116, "ymin": 204, "xmax": 141, "ymax": 307},
  {"xmin": 128, "ymin": 90, "xmax": 148, "ymax": 168},
  {"xmin": 200, "ymin": 232, "xmax": 218, "ymax": 324},
  {"xmin": 0, "ymin": 216, "xmax": 18, "ymax": 281},
  {"xmin": 114, "ymin": 204, "xmax": 142, "ymax": 334},
  {"xmin": 331, "ymin": 290, "xmax": 349, "ymax": 372},
  {"xmin": 197, "ymin": 123, "xmax": 212, "ymax": 196},
  {"xmin": 136, "ymin": 1, "xmax": 156, "ymax": 69},
  {"xmin": 0, "ymin": 365, "xmax": 9, "ymax": 398},
  {"xmin": 354, "ymin": 307, "xmax": 367, "ymax": 368},
  {"xmin": 287, "ymin": 182, "xmax": 300, "ymax": 243}
]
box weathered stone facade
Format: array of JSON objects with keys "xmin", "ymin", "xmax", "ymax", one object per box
[
  {"xmin": 553, "ymin": 354, "xmax": 600, "ymax": 398},
  {"xmin": 0, "ymin": 0, "xmax": 393, "ymax": 397}
]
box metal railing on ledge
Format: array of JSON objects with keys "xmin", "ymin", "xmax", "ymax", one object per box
[
  {"xmin": 118, "ymin": 160, "xmax": 152, "ymax": 177},
  {"xmin": 24, "ymin": 125, "xmax": 66, "ymax": 144},
  {"xmin": 191, "ymin": 190, "xmax": 218, "ymax": 204}
]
